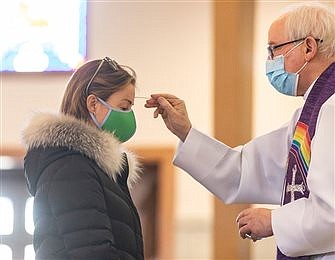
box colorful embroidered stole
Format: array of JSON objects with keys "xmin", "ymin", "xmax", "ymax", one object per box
[{"xmin": 277, "ymin": 62, "xmax": 335, "ymax": 260}]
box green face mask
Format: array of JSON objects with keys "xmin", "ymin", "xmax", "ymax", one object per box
[{"xmin": 91, "ymin": 97, "xmax": 136, "ymax": 142}]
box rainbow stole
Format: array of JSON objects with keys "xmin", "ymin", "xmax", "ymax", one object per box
[
  {"xmin": 283, "ymin": 62, "xmax": 335, "ymax": 206},
  {"xmin": 277, "ymin": 62, "xmax": 335, "ymax": 260},
  {"xmin": 291, "ymin": 121, "xmax": 311, "ymax": 178}
]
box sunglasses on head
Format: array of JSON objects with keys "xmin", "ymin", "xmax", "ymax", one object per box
[{"xmin": 85, "ymin": 57, "xmax": 135, "ymax": 96}]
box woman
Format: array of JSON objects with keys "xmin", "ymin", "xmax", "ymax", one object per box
[{"xmin": 22, "ymin": 57, "xmax": 144, "ymax": 259}]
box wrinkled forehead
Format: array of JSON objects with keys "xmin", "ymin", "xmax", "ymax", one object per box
[{"xmin": 268, "ymin": 17, "xmax": 288, "ymax": 44}]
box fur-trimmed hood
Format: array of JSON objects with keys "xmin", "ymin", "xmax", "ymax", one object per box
[{"xmin": 22, "ymin": 112, "xmax": 141, "ymax": 188}]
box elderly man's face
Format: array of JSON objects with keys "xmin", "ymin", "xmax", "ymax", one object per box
[{"xmin": 267, "ymin": 18, "xmax": 305, "ymax": 74}]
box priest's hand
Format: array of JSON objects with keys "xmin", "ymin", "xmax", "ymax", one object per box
[
  {"xmin": 236, "ymin": 208, "xmax": 273, "ymax": 242},
  {"xmin": 145, "ymin": 94, "xmax": 192, "ymax": 142}
]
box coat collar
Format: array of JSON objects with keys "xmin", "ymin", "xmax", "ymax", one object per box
[{"xmin": 22, "ymin": 112, "xmax": 141, "ymax": 187}]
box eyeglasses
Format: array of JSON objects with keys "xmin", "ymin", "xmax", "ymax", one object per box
[
  {"xmin": 267, "ymin": 37, "xmax": 323, "ymax": 60},
  {"xmin": 84, "ymin": 57, "xmax": 122, "ymax": 96},
  {"xmin": 267, "ymin": 38, "xmax": 306, "ymax": 60}
]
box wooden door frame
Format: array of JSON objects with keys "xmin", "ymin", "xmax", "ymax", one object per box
[
  {"xmin": 214, "ymin": 1, "xmax": 254, "ymax": 259},
  {"xmin": 129, "ymin": 146, "xmax": 175, "ymax": 258}
]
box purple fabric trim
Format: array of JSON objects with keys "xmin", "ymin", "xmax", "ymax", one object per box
[{"xmin": 277, "ymin": 62, "xmax": 335, "ymax": 259}]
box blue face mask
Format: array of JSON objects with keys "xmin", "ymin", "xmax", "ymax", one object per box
[{"xmin": 266, "ymin": 42, "xmax": 308, "ymax": 96}]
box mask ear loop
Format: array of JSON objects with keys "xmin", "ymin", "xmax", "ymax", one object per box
[
  {"xmin": 296, "ymin": 61, "xmax": 308, "ymax": 74},
  {"xmin": 97, "ymin": 97, "xmax": 132, "ymax": 113},
  {"xmin": 89, "ymin": 96, "xmax": 111, "ymax": 129},
  {"xmin": 89, "ymin": 112, "xmax": 103, "ymax": 129},
  {"xmin": 96, "ymin": 97, "xmax": 113, "ymax": 127},
  {"xmin": 293, "ymin": 41, "xmax": 309, "ymax": 96},
  {"xmin": 292, "ymin": 59, "xmax": 308, "ymax": 96},
  {"xmin": 284, "ymin": 40, "xmax": 304, "ymax": 57},
  {"xmin": 284, "ymin": 40, "xmax": 309, "ymax": 75}
]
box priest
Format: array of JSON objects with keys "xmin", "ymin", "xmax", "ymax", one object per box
[{"xmin": 145, "ymin": 2, "xmax": 334, "ymax": 259}]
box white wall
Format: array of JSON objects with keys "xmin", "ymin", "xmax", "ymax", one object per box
[{"xmin": 1, "ymin": 1, "xmax": 214, "ymax": 258}]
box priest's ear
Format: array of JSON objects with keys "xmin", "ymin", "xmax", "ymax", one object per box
[{"xmin": 304, "ymin": 37, "xmax": 318, "ymax": 61}]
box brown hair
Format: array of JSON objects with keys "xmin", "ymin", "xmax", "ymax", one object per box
[{"xmin": 60, "ymin": 59, "xmax": 136, "ymax": 121}]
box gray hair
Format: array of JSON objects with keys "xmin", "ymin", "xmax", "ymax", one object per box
[{"xmin": 280, "ymin": 2, "xmax": 335, "ymax": 58}]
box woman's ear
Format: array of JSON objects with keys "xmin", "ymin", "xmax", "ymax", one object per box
[{"xmin": 86, "ymin": 94, "xmax": 97, "ymax": 114}]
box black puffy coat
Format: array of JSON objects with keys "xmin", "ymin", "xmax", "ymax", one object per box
[{"xmin": 23, "ymin": 113, "xmax": 144, "ymax": 260}]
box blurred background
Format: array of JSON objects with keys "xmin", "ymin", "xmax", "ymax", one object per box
[{"xmin": 1, "ymin": 0, "xmax": 334, "ymax": 259}]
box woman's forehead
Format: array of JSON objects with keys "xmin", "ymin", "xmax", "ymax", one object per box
[{"xmin": 107, "ymin": 83, "xmax": 135, "ymax": 102}]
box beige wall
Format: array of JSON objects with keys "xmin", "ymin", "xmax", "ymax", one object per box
[{"xmin": 2, "ymin": 2, "xmax": 213, "ymax": 147}]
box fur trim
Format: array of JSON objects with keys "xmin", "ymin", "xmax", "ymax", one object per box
[{"xmin": 22, "ymin": 112, "xmax": 141, "ymax": 186}]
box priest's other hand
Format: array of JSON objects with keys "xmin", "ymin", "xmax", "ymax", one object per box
[
  {"xmin": 145, "ymin": 94, "xmax": 192, "ymax": 142},
  {"xmin": 236, "ymin": 208, "xmax": 273, "ymax": 242}
]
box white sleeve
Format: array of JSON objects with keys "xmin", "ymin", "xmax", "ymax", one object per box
[
  {"xmin": 272, "ymin": 97, "xmax": 335, "ymax": 256},
  {"xmin": 173, "ymin": 119, "xmax": 295, "ymax": 204}
]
